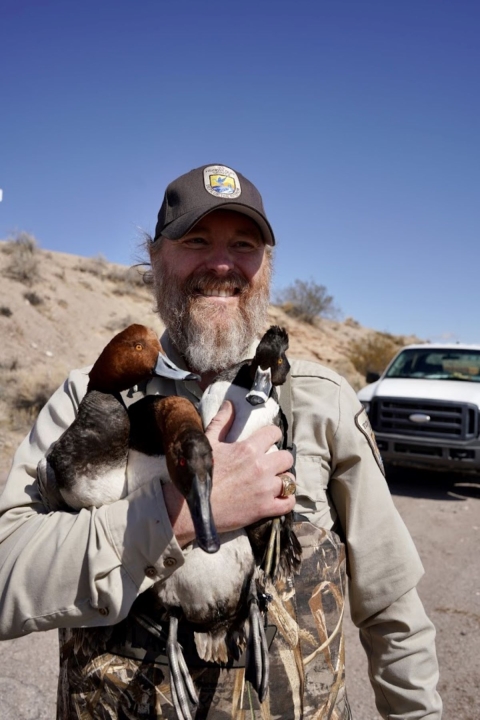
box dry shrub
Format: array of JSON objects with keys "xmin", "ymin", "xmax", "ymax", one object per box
[
  {"xmin": 276, "ymin": 279, "xmax": 340, "ymax": 324},
  {"xmin": 2, "ymin": 368, "xmax": 64, "ymax": 432},
  {"xmin": 329, "ymin": 356, "xmax": 365, "ymax": 390},
  {"xmin": 4, "ymin": 232, "xmax": 40, "ymax": 285},
  {"xmin": 0, "ymin": 306, "xmax": 12, "ymax": 317},
  {"xmin": 344, "ymin": 316, "xmax": 360, "ymax": 328},
  {"xmin": 105, "ymin": 314, "xmax": 136, "ymax": 332},
  {"xmin": 75, "ymin": 254, "xmax": 108, "ymax": 277},
  {"xmin": 110, "ymin": 266, "xmax": 149, "ymax": 295},
  {"xmin": 348, "ymin": 332, "xmax": 403, "ymax": 377},
  {"xmin": 24, "ymin": 291, "xmax": 43, "ymax": 306},
  {"xmin": 76, "ymin": 256, "xmax": 149, "ymax": 295}
]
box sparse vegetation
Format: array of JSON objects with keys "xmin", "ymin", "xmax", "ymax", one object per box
[
  {"xmin": 0, "ymin": 306, "xmax": 12, "ymax": 317},
  {"xmin": 13, "ymin": 383, "xmax": 54, "ymax": 419},
  {"xmin": 105, "ymin": 315, "xmax": 136, "ymax": 332},
  {"xmin": 0, "ymin": 359, "xmax": 18, "ymax": 371},
  {"xmin": 76, "ymin": 256, "xmax": 149, "ymax": 295},
  {"xmin": 109, "ymin": 265, "xmax": 149, "ymax": 295},
  {"xmin": 23, "ymin": 291, "xmax": 43, "ymax": 306},
  {"xmin": 3, "ymin": 232, "xmax": 40, "ymax": 285},
  {"xmin": 348, "ymin": 332, "xmax": 405, "ymax": 377},
  {"xmin": 344, "ymin": 316, "xmax": 360, "ymax": 328},
  {"xmin": 76, "ymin": 254, "xmax": 109, "ymax": 277},
  {"xmin": 1, "ymin": 368, "xmax": 64, "ymax": 433},
  {"xmin": 276, "ymin": 278, "xmax": 340, "ymax": 324}
]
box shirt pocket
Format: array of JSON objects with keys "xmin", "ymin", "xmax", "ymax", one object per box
[{"xmin": 294, "ymin": 455, "xmax": 337, "ymax": 530}]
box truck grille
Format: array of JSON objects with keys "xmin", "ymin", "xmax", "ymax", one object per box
[{"xmin": 370, "ymin": 398, "xmax": 478, "ymax": 440}]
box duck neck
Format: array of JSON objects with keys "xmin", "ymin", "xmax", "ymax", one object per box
[{"xmin": 196, "ymin": 370, "xmax": 220, "ymax": 392}]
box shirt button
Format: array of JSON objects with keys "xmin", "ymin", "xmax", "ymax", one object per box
[
  {"xmin": 163, "ymin": 557, "xmax": 177, "ymax": 568},
  {"xmin": 145, "ymin": 566, "xmax": 157, "ymax": 578},
  {"xmin": 98, "ymin": 607, "xmax": 109, "ymax": 617}
]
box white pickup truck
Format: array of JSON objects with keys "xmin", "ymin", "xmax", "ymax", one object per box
[{"xmin": 357, "ymin": 343, "xmax": 480, "ymax": 474}]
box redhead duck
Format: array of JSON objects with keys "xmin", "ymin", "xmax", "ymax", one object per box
[
  {"xmin": 153, "ymin": 326, "xmax": 301, "ymax": 719},
  {"xmin": 42, "ymin": 324, "xmax": 219, "ymax": 554}
]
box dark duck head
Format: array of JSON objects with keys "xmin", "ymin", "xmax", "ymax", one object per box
[
  {"xmin": 246, "ymin": 325, "xmax": 290, "ymax": 405},
  {"xmin": 129, "ymin": 394, "xmax": 219, "ymax": 554}
]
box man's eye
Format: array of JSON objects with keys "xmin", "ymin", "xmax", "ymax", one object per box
[
  {"xmin": 234, "ymin": 241, "xmax": 259, "ymax": 251},
  {"xmin": 184, "ymin": 237, "xmax": 207, "ymax": 246}
]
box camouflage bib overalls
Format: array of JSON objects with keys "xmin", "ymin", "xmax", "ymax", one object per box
[{"xmin": 57, "ymin": 522, "xmax": 351, "ymax": 720}]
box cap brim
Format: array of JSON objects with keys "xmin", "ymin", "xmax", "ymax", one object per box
[{"xmin": 158, "ymin": 204, "xmax": 275, "ymax": 246}]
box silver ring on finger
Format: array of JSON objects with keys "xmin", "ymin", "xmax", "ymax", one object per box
[{"xmin": 278, "ymin": 473, "xmax": 296, "ymax": 498}]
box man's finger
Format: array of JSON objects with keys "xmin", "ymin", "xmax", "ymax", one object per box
[
  {"xmin": 242, "ymin": 423, "xmax": 283, "ymax": 453},
  {"xmin": 205, "ymin": 401, "xmax": 235, "ymax": 443}
]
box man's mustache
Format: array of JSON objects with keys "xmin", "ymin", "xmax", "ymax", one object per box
[{"xmin": 183, "ymin": 271, "xmax": 249, "ymax": 298}]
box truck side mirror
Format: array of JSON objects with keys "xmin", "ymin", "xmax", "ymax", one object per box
[{"xmin": 366, "ymin": 371, "xmax": 381, "ymax": 384}]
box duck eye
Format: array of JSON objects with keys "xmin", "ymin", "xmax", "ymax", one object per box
[
  {"xmin": 278, "ymin": 358, "xmax": 283, "ymax": 365},
  {"xmin": 179, "ymin": 457, "xmax": 186, "ymax": 467},
  {"xmin": 135, "ymin": 344, "xmax": 143, "ymax": 351}
]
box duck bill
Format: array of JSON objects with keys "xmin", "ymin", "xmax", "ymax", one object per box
[
  {"xmin": 246, "ymin": 366, "xmax": 273, "ymax": 406},
  {"xmin": 186, "ymin": 475, "xmax": 220, "ymax": 554},
  {"xmin": 154, "ymin": 353, "xmax": 200, "ymax": 382}
]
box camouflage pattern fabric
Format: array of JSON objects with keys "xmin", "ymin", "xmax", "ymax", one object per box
[{"xmin": 57, "ymin": 523, "xmax": 351, "ymax": 720}]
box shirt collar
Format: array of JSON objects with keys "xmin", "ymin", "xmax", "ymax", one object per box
[{"xmin": 146, "ymin": 331, "xmax": 261, "ymax": 402}]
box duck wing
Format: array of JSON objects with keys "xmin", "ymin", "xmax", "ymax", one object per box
[{"xmin": 47, "ymin": 391, "xmax": 130, "ymax": 509}]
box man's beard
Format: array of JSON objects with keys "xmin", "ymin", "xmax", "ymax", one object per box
[{"xmin": 152, "ymin": 262, "xmax": 271, "ymax": 374}]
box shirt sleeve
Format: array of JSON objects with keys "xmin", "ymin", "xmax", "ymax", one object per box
[
  {"xmin": 0, "ymin": 369, "xmax": 184, "ymax": 640},
  {"xmin": 328, "ymin": 377, "xmax": 425, "ymax": 625},
  {"xmin": 359, "ymin": 587, "xmax": 442, "ymax": 719}
]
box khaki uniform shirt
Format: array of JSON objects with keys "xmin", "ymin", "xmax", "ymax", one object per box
[{"xmin": 0, "ymin": 334, "xmax": 442, "ymax": 718}]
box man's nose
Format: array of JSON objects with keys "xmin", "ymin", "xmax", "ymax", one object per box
[{"xmin": 204, "ymin": 248, "xmax": 235, "ymax": 275}]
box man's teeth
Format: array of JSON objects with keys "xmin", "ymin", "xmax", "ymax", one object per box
[{"xmin": 202, "ymin": 289, "xmax": 235, "ymax": 297}]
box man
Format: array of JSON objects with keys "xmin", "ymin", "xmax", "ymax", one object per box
[{"xmin": 0, "ymin": 164, "xmax": 441, "ymax": 718}]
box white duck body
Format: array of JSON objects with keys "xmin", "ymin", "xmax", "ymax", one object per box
[{"xmin": 200, "ymin": 380, "xmax": 281, "ymax": 442}]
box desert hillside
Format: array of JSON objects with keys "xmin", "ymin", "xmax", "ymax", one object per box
[{"xmin": 0, "ymin": 235, "xmax": 418, "ymax": 481}]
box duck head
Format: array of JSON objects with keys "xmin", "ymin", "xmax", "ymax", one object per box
[
  {"xmin": 246, "ymin": 326, "xmax": 290, "ymax": 406},
  {"xmin": 88, "ymin": 324, "xmax": 199, "ymax": 394},
  {"xmin": 151, "ymin": 395, "xmax": 219, "ymax": 554},
  {"xmin": 170, "ymin": 427, "xmax": 219, "ymax": 554}
]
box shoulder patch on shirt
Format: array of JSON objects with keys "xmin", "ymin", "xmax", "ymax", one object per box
[{"xmin": 355, "ymin": 407, "xmax": 385, "ymax": 476}]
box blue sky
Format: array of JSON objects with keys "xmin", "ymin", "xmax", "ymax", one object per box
[{"xmin": 1, "ymin": 0, "xmax": 479, "ymax": 343}]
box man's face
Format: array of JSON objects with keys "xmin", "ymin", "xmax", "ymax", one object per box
[{"xmin": 150, "ymin": 209, "xmax": 272, "ymax": 374}]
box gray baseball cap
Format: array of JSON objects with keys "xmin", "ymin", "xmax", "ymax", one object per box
[{"xmin": 153, "ymin": 164, "xmax": 275, "ymax": 245}]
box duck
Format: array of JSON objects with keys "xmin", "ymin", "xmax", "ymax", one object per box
[
  {"xmin": 151, "ymin": 325, "xmax": 302, "ymax": 720},
  {"xmin": 41, "ymin": 323, "xmax": 220, "ymax": 554}
]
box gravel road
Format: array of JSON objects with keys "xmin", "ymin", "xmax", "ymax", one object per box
[{"xmin": 0, "ymin": 467, "xmax": 479, "ymax": 719}]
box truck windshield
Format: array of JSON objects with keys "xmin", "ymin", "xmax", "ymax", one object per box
[{"xmin": 386, "ymin": 349, "xmax": 480, "ymax": 382}]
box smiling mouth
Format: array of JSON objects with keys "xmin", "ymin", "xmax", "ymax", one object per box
[{"xmin": 198, "ymin": 288, "xmax": 240, "ymax": 298}]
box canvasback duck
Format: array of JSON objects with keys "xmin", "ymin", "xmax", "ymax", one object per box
[
  {"xmin": 42, "ymin": 323, "xmax": 219, "ymax": 554},
  {"xmin": 153, "ymin": 326, "xmax": 301, "ymax": 720}
]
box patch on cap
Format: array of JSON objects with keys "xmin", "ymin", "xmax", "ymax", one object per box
[{"xmin": 203, "ymin": 165, "xmax": 241, "ymax": 199}]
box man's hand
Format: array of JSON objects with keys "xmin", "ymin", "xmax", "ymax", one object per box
[
  {"xmin": 163, "ymin": 401, "xmax": 296, "ymax": 546},
  {"xmin": 206, "ymin": 401, "xmax": 296, "ymax": 532}
]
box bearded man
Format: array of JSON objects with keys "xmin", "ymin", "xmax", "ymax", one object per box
[{"xmin": 0, "ymin": 165, "xmax": 441, "ymax": 719}]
